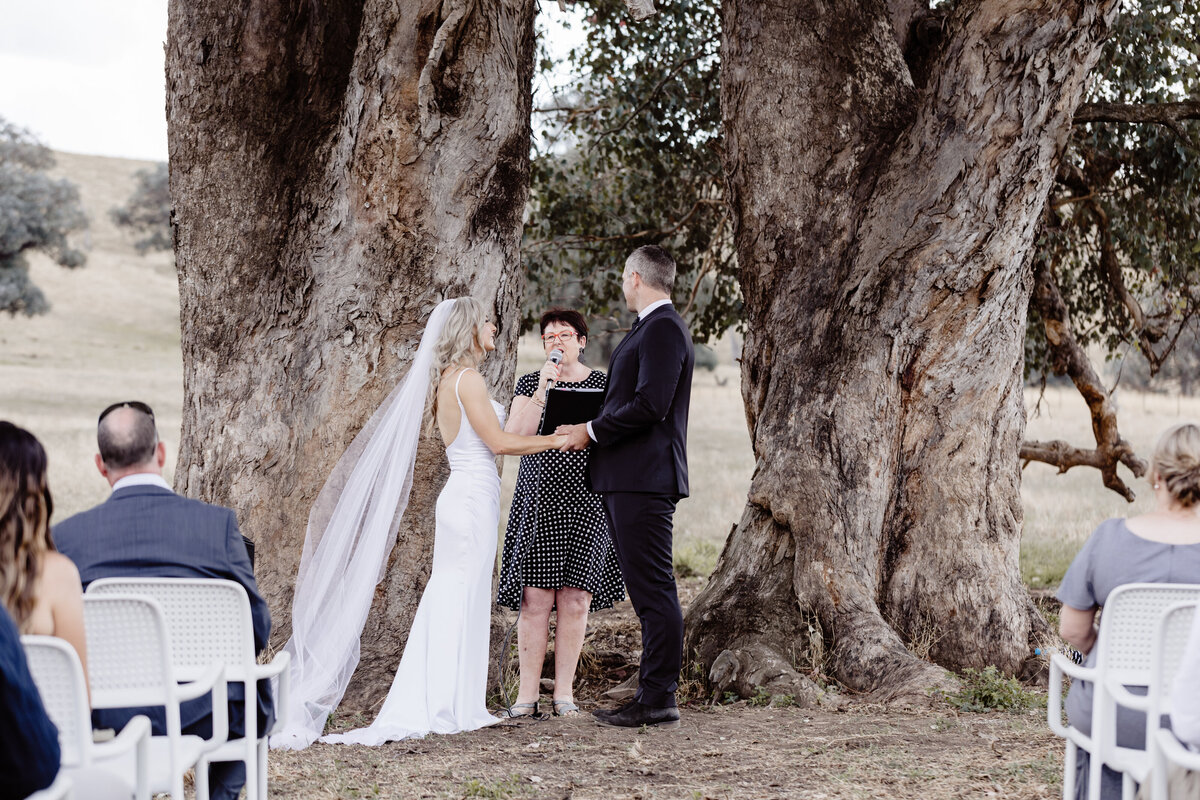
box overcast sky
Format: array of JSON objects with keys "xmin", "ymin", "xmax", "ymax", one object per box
[
  {"xmin": 0, "ymin": 1, "xmax": 580, "ymax": 164},
  {"xmin": 0, "ymin": 0, "xmax": 168, "ymax": 161}
]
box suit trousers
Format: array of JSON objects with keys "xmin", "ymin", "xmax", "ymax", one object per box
[{"xmin": 602, "ymin": 492, "xmax": 682, "ymax": 708}]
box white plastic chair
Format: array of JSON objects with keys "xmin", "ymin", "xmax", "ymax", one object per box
[
  {"xmin": 22, "ymin": 635, "xmax": 150, "ymax": 800},
  {"xmin": 1148, "ymin": 601, "xmax": 1200, "ymax": 800},
  {"xmin": 25, "ymin": 773, "xmax": 72, "ymax": 800},
  {"xmin": 83, "ymin": 594, "xmax": 227, "ymax": 800},
  {"xmin": 87, "ymin": 578, "xmax": 290, "ymax": 800},
  {"xmin": 1049, "ymin": 583, "xmax": 1200, "ymax": 800}
]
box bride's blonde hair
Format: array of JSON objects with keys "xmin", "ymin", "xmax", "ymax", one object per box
[{"xmin": 426, "ymin": 297, "xmax": 489, "ymax": 433}]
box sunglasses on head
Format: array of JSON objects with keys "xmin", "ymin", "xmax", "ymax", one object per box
[{"xmin": 98, "ymin": 401, "xmax": 155, "ymax": 425}]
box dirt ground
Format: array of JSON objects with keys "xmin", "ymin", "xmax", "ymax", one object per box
[{"xmin": 268, "ymin": 579, "xmax": 1062, "ymax": 800}]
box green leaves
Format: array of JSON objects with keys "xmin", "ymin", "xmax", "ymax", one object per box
[
  {"xmin": 524, "ymin": 1, "xmax": 737, "ymax": 341},
  {"xmin": 1033, "ymin": 0, "xmax": 1200, "ymax": 379}
]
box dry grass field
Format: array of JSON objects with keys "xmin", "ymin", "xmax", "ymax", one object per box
[{"xmin": 3, "ymin": 151, "xmax": 1198, "ymax": 799}]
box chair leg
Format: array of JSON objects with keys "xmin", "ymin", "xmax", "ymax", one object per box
[
  {"xmin": 1064, "ymin": 741, "xmax": 1077, "ymax": 800},
  {"xmin": 1089, "ymin": 745, "xmax": 1105, "ymax": 800},
  {"xmin": 1122, "ymin": 773, "xmax": 1136, "ymax": 800},
  {"xmin": 195, "ymin": 758, "xmax": 210, "ymax": 800},
  {"xmin": 258, "ymin": 738, "xmax": 269, "ymax": 799},
  {"xmin": 244, "ymin": 738, "xmax": 258, "ymax": 800}
]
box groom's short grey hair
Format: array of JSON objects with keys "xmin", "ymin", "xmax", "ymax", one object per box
[{"xmin": 626, "ymin": 245, "xmax": 676, "ymax": 294}]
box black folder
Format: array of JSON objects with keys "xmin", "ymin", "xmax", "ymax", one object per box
[{"xmin": 538, "ymin": 387, "xmax": 605, "ymax": 435}]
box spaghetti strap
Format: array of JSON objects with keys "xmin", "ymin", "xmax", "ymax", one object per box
[{"xmin": 453, "ymin": 368, "xmax": 475, "ymax": 406}]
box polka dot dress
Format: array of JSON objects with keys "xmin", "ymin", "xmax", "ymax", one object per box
[{"xmin": 497, "ymin": 369, "xmax": 626, "ymax": 613}]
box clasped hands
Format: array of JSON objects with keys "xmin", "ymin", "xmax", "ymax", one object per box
[{"xmin": 555, "ymin": 423, "xmax": 591, "ymax": 452}]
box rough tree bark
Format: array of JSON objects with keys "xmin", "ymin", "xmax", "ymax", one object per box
[
  {"xmin": 686, "ymin": 0, "xmax": 1120, "ymax": 702},
  {"xmin": 165, "ymin": 0, "xmax": 535, "ymax": 712}
]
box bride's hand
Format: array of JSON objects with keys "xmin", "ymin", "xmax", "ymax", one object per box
[{"xmin": 551, "ymin": 434, "xmax": 568, "ymax": 451}]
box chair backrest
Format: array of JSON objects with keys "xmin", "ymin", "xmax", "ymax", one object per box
[
  {"xmin": 1098, "ymin": 583, "xmax": 1200, "ymax": 687},
  {"xmin": 82, "ymin": 594, "xmax": 176, "ymax": 709},
  {"xmin": 1149, "ymin": 601, "xmax": 1198, "ymax": 719},
  {"xmin": 87, "ymin": 578, "xmax": 255, "ymax": 682},
  {"xmin": 22, "ymin": 635, "xmax": 92, "ymax": 767}
]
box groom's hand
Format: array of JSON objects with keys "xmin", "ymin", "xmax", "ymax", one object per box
[{"xmin": 555, "ymin": 424, "xmax": 591, "ymax": 452}]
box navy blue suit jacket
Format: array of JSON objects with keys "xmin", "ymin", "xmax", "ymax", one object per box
[
  {"xmin": 0, "ymin": 607, "xmax": 60, "ymax": 799},
  {"xmin": 53, "ymin": 484, "xmax": 272, "ymax": 736},
  {"xmin": 589, "ymin": 304, "xmax": 694, "ymax": 497}
]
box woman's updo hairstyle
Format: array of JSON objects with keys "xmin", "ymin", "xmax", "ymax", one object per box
[{"xmin": 1151, "ymin": 422, "xmax": 1200, "ymax": 508}]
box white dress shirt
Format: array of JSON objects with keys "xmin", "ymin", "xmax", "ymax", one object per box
[
  {"xmin": 586, "ymin": 300, "xmax": 674, "ymax": 442},
  {"xmin": 111, "ymin": 473, "xmax": 173, "ymax": 493}
]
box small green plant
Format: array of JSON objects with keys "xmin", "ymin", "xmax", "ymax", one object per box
[
  {"xmin": 461, "ymin": 774, "xmax": 523, "ymax": 799},
  {"xmin": 747, "ymin": 687, "xmax": 798, "ymax": 707},
  {"xmin": 938, "ymin": 666, "xmax": 1044, "ymax": 713},
  {"xmin": 722, "ymin": 690, "xmax": 739, "ymax": 705}
]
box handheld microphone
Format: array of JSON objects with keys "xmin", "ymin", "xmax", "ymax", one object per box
[{"xmin": 547, "ymin": 348, "xmax": 564, "ymax": 389}]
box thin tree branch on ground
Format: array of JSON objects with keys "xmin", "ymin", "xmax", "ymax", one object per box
[{"xmin": 1022, "ymin": 260, "xmax": 1147, "ymax": 501}]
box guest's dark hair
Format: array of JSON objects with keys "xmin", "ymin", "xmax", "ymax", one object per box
[
  {"xmin": 97, "ymin": 401, "xmax": 159, "ymax": 470},
  {"xmin": 0, "ymin": 421, "xmax": 55, "ymax": 631},
  {"xmin": 626, "ymin": 245, "xmax": 676, "ymax": 293},
  {"xmin": 539, "ymin": 307, "xmax": 589, "ymax": 339}
]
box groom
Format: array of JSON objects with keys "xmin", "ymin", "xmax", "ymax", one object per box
[{"xmin": 558, "ymin": 244, "xmax": 694, "ymax": 728}]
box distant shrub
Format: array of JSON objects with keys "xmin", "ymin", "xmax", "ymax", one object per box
[{"xmin": 110, "ymin": 162, "xmax": 172, "ymax": 254}]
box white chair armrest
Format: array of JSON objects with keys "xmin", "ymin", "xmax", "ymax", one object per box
[
  {"xmin": 91, "ymin": 714, "xmax": 151, "ymax": 800},
  {"xmin": 1157, "ymin": 728, "xmax": 1200, "ymax": 771},
  {"xmin": 174, "ymin": 662, "xmax": 224, "ymax": 702},
  {"xmin": 94, "ymin": 714, "xmax": 151, "ymax": 759},
  {"xmin": 265, "ymin": 651, "xmax": 291, "ymax": 737},
  {"xmin": 1049, "ymin": 653, "xmax": 1095, "ymax": 739},
  {"xmin": 174, "ymin": 663, "xmax": 228, "ymax": 753},
  {"xmin": 253, "ymin": 650, "xmax": 290, "ymax": 681},
  {"xmin": 1104, "ymin": 679, "xmax": 1150, "ymax": 712}
]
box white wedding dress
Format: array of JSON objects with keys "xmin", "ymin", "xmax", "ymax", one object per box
[{"xmin": 321, "ymin": 371, "xmax": 504, "ymax": 744}]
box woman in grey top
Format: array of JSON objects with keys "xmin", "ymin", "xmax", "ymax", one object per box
[{"xmin": 1057, "ymin": 422, "xmax": 1200, "ymax": 800}]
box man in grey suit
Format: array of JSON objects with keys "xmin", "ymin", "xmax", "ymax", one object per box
[{"xmin": 54, "ymin": 401, "xmax": 271, "ymax": 800}]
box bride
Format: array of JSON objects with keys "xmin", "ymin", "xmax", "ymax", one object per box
[{"xmin": 271, "ymin": 297, "xmax": 565, "ymax": 749}]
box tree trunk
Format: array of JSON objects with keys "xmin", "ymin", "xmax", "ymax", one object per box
[
  {"xmin": 686, "ymin": 0, "xmax": 1119, "ymax": 701},
  {"xmin": 166, "ymin": 0, "xmax": 535, "ymax": 712}
]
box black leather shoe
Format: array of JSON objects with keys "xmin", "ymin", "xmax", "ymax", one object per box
[
  {"xmin": 594, "ymin": 701, "xmax": 680, "ymax": 729},
  {"xmin": 592, "ymin": 699, "xmax": 638, "ymax": 722}
]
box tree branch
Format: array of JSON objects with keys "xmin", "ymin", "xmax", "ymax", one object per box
[
  {"xmin": 1023, "ymin": 260, "xmax": 1147, "ymax": 501},
  {"xmin": 525, "ymin": 197, "xmax": 713, "ymax": 250},
  {"xmin": 679, "ymin": 210, "xmax": 729, "ymax": 320},
  {"xmin": 1074, "ymin": 100, "xmax": 1200, "ymax": 125},
  {"xmin": 598, "ymin": 35, "xmax": 718, "ymax": 138}
]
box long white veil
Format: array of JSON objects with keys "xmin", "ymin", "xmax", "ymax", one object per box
[{"xmin": 270, "ymin": 298, "xmax": 457, "ymax": 750}]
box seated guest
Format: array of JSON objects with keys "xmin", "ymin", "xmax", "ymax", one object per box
[
  {"xmin": 0, "ymin": 421, "xmax": 88, "ymax": 698},
  {"xmin": 0, "ymin": 604, "xmax": 60, "ymax": 800},
  {"xmin": 1057, "ymin": 422, "xmax": 1200, "ymax": 800},
  {"xmin": 54, "ymin": 401, "xmax": 271, "ymax": 800}
]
